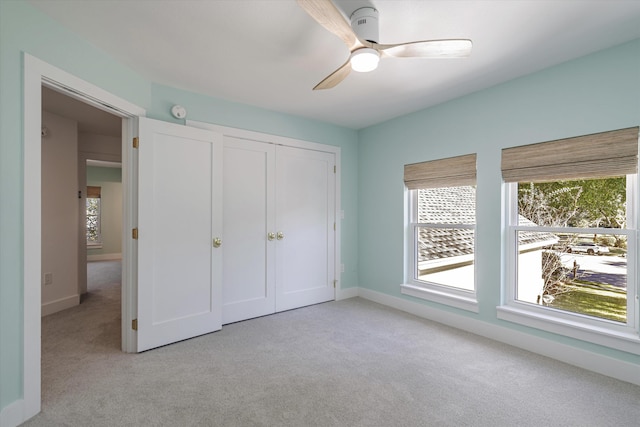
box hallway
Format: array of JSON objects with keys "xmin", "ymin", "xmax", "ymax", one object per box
[{"xmin": 40, "ymin": 260, "xmax": 122, "ymax": 412}]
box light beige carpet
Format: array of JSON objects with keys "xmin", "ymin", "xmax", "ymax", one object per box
[{"xmin": 23, "ymin": 260, "xmax": 640, "ymax": 426}]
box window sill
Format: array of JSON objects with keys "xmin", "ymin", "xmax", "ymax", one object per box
[
  {"xmin": 87, "ymin": 244, "xmax": 103, "ymax": 250},
  {"xmin": 401, "ymin": 284, "xmax": 479, "ymax": 313},
  {"xmin": 497, "ymin": 304, "xmax": 640, "ymax": 355}
]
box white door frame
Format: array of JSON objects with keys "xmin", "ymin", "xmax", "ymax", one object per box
[{"xmin": 23, "ymin": 53, "xmax": 145, "ymax": 421}]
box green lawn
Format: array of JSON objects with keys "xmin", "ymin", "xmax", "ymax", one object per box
[{"xmin": 549, "ymin": 281, "xmax": 626, "ymax": 323}]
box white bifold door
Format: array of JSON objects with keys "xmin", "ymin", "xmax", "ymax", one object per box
[
  {"xmin": 222, "ymin": 137, "xmax": 336, "ymax": 324},
  {"xmin": 136, "ymin": 117, "xmax": 223, "ymax": 352}
]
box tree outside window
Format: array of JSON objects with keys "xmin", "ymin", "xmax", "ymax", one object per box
[
  {"xmin": 86, "ymin": 186, "xmax": 102, "ymax": 245},
  {"xmin": 515, "ymin": 177, "xmax": 628, "ymax": 323}
]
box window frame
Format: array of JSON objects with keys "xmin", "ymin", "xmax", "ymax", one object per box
[
  {"xmin": 499, "ymin": 175, "xmax": 640, "ymax": 355},
  {"xmin": 403, "ymin": 187, "xmax": 479, "ymax": 313}
]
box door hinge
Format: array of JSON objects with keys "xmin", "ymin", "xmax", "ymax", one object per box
[
  {"xmin": 333, "ymin": 280, "xmax": 337, "ymax": 288},
  {"xmin": 333, "ymin": 165, "xmax": 336, "ymax": 173},
  {"xmin": 133, "ymin": 137, "xmax": 139, "ymax": 148},
  {"xmin": 132, "ymin": 228, "xmax": 138, "ymax": 239},
  {"xmin": 132, "ymin": 319, "xmax": 138, "ymax": 331},
  {"xmin": 334, "ymin": 222, "xmax": 336, "ymax": 231}
]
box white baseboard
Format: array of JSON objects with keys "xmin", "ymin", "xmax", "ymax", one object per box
[
  {"xmin": 337, "ymin": 286, "xmax": 358, "ymax": 300},
  {"xmin": 41, "ymin": 294, "xmax": 80, "ymax": 317},
  {"xmin": 87, "ymin": 253, "xmax": 122, "ymax": 261},
  {"xmin": 0, "ymin": 399, "xmax": 25, "ymax": 427},
  {"xmin": 357, "ymin": 287, "xmax": 640, "ymax": 387}
]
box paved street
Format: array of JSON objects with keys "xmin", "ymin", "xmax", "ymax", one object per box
[{"xmin": 560, "ymin": 253, "xmax": 627, "ymax": 288}]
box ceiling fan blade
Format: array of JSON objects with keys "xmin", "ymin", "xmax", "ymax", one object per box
[
  {"xmin": 313, "ymin": 59, "xmax": 352, "ymax": 90},
  {"xmin": 377, "ymin": 39, "xmax": 472, "ymax": 58},
  {"xmin": 297, "ymin": 0, "xmax": 358, "ymax": 48}
]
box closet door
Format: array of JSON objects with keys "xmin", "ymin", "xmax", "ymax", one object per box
[
  {"xmin": 275, "ymin": 145, "xmax": 336, "ymax": 312},
  {"xmin": 137, "ymin": 117, "xmax": 223, "ymax": 351},
  {"xmin": 222, "ymin": 137, "xmax": 276, "ymax": 324}
]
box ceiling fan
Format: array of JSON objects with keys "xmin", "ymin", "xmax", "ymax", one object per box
[{"xmin": 297, "ymin": 0, "xmax": 472, "ymax": 90}]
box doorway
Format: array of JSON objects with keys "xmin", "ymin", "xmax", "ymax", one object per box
[
  {"xmin": 23, "ymin": 53, "xmax": 145, "ymax": 420},
  {"xmin": 41, "ymin": 86, "xmax": 123, "ymax": 315}
]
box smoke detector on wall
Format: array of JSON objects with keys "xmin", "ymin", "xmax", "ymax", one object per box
[{"xmin": 171, "ymin": 105, "xmax": 187, "ymax": 119}]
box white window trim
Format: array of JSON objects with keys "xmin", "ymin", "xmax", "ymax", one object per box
[
  {"xmin": 402, "ymin": 188, "xmax": 479, "ymax": 313},
  {"xmin": 499, "ymin": 177, "xmax": 640, "ymax": 355}
]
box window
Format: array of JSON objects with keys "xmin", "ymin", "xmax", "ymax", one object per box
[
  {"xmin": 86, "ymin": 186, "xmax": 102, "ymax": 246},
  {"xmin": 500, "ymin": 127, "xmax": 639, "ymax": 353},
  {"xmin": 403, "ymin": 154, "xmax": 478, "ymax": 312}
]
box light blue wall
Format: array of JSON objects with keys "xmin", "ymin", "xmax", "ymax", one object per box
[
  {"xmin": 87, "ymin": 166, "xmax": 123, "ymax": 184},
  {"xmin": 2, "ymin": 0, "xmax": 639, "ymax": 418},
  {"xmin": 149, "ymin": 83, "xmax": 360, "ymax": 289},
  {"xmin": 0, "ymin": 0, "xmax": 148, "ymax": 411},
  {"xmin": 357, "ymin": 39, "xmax": 640, "ymax": 363},
  {"xmin": 0, "ymin": 1, "xmax": 358, "ymax": 413}
]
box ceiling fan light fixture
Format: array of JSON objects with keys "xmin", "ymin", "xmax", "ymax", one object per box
[
  {"xmin": 350, "ymin": 48, "xmax": 380, "ymax": 72},
  {"xmin": 350, "ymin": 7, "xmax": 379, "ymax": 43},
  {"xmin": 297, "ymin": 1, "xmax": 472, "ymax": 90}
]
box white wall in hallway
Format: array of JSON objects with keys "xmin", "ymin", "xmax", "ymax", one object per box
[{"xmin": 41, "ymin": 110, "xmax": 79, "ymax": 316}]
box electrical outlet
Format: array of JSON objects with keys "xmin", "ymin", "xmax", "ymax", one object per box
[
  {"xmin": 44, "ymin": 272, "xmax": 53, "ymax": 286},
  {"xmin": 341, "ymin": 263, "xmax": 345, "ymax": 273}
]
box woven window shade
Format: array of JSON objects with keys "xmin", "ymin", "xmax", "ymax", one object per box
[
  {"xmin": 404, "ymin": 153, "xmax": 477, "ymax": 189},
  {"xmin": 86, "ymin": 186, "xmax": 101, "ymax": 198},
  {"xmin": 502, "ymin": 127, "xmax": 639, "ymax": 183}
]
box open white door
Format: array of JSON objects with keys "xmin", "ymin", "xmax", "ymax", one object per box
[{"xmin": 136, "ymin": 117, "xmax": 223, "ymax": 352}]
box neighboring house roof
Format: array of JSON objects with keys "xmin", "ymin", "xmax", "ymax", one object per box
[
  {"xmin": 417, "ymin": 186, "xmax": 557, "ymax": 268},
  {"xmin": 418, "ymin": 186, "xmax": 476, "ymax": 224},
  {"xmin": 516, "ymin": 216, "xmax": 559, "ymax": 253},
  {"xmin": 418, "ymin": 186, "xmax": 474, "ymax": 264}
]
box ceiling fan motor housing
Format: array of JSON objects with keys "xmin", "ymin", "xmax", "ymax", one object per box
[{"xmin": 351, "ymin": 7, "xmax": 379, "ymax": 43}]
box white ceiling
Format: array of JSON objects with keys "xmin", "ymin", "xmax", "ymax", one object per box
[
  {"xmin": 30, "ymin": 0, "xmax": 640, "ymax": 130},
  {"xmin": 42, "ymin": 86, "xmax": 122, "ymax": 136}
]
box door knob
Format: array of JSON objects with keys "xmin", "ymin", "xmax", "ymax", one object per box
[
  {"xmin": 267, "ymin": 232, "xmax": 276, "ymax": 241},
  {"xmin": 213, "ymin": 237, "xmax": 222, "ymax": 248},
  {"xmin": 277, "ymin": 231, "xmax": 284, "ymax": 240}
]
